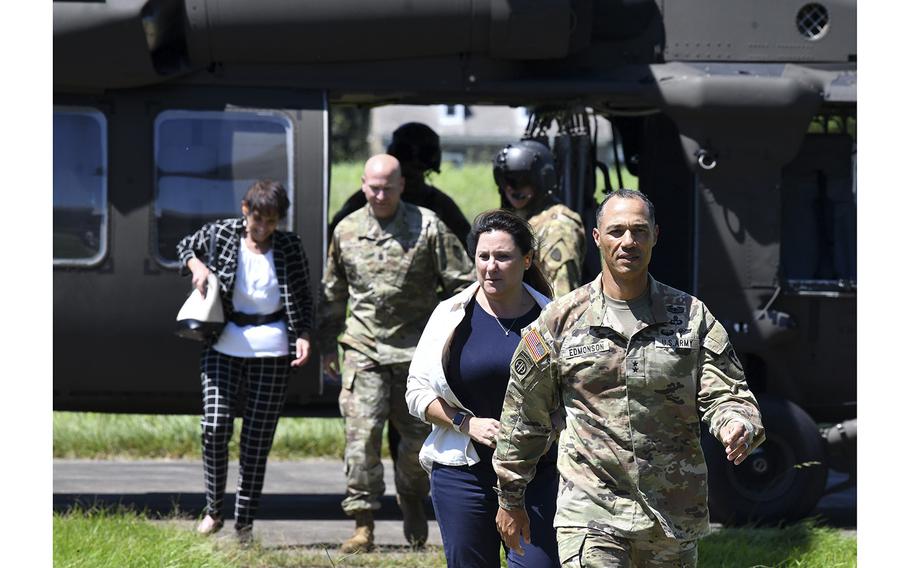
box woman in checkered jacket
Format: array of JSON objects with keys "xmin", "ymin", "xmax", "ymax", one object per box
[{"xmin": 177, "ymin": 179, "xmax": 314, "ymax": 542}]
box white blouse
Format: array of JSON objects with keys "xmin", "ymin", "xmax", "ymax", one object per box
[{"xmin": 213, "ymin": 238, "xmax": 289, "ymax": 357}]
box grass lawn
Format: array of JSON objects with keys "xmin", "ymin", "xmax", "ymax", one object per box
[
  {"xmin": 54, "ymin": 413, "xmax": 855, "ymax": 566},
  {"xmin": 329, "ymin": 161, "xmax": 636, "ymax": 225},
  {"xmin": 54, "ymin": 508, "xmax": 855, "ymax": 568},
  {"xmin": 53, "ymin": 412, "xmax": 373, "ymax": 460}
]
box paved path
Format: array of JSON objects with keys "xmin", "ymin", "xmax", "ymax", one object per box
[
  {"xmin": 53, "ymin": 458, "xmax": 441, "ymax": 547},
  {"xmin": 54, "ymin": 458, "xmax": 856, "ymax": 547}
]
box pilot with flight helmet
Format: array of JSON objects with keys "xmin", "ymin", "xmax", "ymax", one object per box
[
  {"xmin": 329, "ymin": 122, "xmax": 471, "ymax": 247},
  {"xmin": 493, "ymin": 139, "xmax": 586, "ymax": 298}
]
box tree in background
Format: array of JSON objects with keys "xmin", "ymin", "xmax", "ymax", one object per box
[{"xmin": 332, "ymin": 107, "xmax": 371, "ymax": 162}]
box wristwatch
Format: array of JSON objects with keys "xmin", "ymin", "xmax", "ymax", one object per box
[{"xmin": 452, "ymin": 411, "xmax": 469, "ymax": 433}]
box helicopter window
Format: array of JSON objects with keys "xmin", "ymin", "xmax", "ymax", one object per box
[
  {"xmin": 153, "ymin": 110, "xmax": 294, "ymax": 266},
  {"xmin": 53, "ymin": 107, "xmax": 108, "ymax": 266}
]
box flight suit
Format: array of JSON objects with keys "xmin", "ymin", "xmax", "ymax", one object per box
[
  {"xmin": 493, "ymin": 275, "xmax": 765, "ymax": 566},
  {"xmin": 526, "ymin": 202, "xmax": 586, "ymax": 298},
  {"xmin": 318, "ymin": 202, "xmax": 474, "ymax": 514}
]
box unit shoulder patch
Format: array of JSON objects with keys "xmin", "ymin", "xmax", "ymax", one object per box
[{"xmin": 512, "ymin": 351, "xmax": 533, "ymax": 378}]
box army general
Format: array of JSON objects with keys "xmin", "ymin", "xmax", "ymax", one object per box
[
  {"xmin": 492, "ymin": 189, "xmax": 765, "ymax": 567},
  {"xmin": 318, "ymin": 154, "xmax": 475, "ymax": 553}
]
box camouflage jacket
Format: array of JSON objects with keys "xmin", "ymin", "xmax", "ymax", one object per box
[
  {"xmin": 317, "ymin": 202, "xmax": 475, "ymax": 365},
  {"xmin": 526, "ymin": 203, "xmax": 586, "ymax": 298},
  {"xmin": 492, "ymin": 275, "xmax": 765, "ymax": 540}
]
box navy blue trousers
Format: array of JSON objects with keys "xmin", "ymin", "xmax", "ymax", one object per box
[{"xmin": 430, "ymin": 452, "xmax": 559, "ymax": 568}]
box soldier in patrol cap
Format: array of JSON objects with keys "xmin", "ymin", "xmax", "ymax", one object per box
[
  {"xmin": 318, "ymin": 154, "xmax": 475, "ymax": 553},
  {"xmin": 493, "ymin": 139, "xmax": 586, "ymax": 298},
  {"xmin": 492, "ymin": 189, "xmax": 765, "ymax": 566}
]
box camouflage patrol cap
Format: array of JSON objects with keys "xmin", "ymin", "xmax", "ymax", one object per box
[
  {"xmin": 387, "ymin": 122, "xmax": 441, "ymax": 173},
  {"xmin": 492, "ymin": 139, "xmax": 558, "ymax": 194}
]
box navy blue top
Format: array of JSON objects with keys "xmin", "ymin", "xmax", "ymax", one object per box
[{"xmin": 446, "ymin": 296, "xmax": 550, "ymax": 463}]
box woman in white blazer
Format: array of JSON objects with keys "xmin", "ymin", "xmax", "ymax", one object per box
[{"xmin": 406, "ymin": 209, "xmax": 560, "ymax": 567}]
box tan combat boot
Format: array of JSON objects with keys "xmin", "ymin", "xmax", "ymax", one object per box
[
  {"xmin": 398, "ymin": 495, "xmax": 428, "ymax": 548},
  {"xmin": 340, "ymin": 511, "xmax": 375, "ymax": 554}
]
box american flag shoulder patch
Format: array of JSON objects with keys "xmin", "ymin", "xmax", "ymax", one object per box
[{"xmin": 522, "ymin": 328, "xmax": 549, "ymax": 364}]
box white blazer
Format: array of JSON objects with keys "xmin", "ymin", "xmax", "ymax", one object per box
[{"xmin": 405, "ymin": 281, "xmax": 552, "ymax": 472}]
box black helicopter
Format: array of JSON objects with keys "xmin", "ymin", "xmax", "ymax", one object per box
[{"xmin": 53, "ymin": 0, "xmax": 856, "ymax": 525}]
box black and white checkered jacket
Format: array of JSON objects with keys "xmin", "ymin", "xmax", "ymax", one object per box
[{"xmin": 176, "ymin": 218, "xmax": 314, "ymax": 352}]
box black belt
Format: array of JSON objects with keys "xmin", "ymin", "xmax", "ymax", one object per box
[{"xmin": 229, "ymin": 310, "xmax": 284, "ymax": 326}]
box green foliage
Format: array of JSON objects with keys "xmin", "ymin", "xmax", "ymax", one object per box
[{"xmin": 331, "ymin": 108, "xmax": 372, "ymax": 162}]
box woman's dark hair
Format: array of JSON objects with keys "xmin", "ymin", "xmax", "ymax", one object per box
[
  {"xmin": 242, "ymin": 179, "xmax": 291, "ymax": 220},
  {"xmin": 467, "ymin": 209, "xmax": 553, "ymax": 298}
]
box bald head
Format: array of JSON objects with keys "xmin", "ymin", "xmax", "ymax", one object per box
[
  {"xmin": 364, "ymin": 154, "xmax": 402, "ymax": 181},
  {"xmin": 361, "ymin": 154, "xmax": 405, "ymax": 220}
]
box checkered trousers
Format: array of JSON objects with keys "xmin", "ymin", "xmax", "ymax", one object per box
[{"xmin": 199, "ymin": 347, "xmax": 290, "ymax": 529}]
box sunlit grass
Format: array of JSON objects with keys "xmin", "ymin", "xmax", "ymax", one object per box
[
  {"xmin": 53, "ymin": 412, "xmax": 378, "ymax": 460},
  {"xmin": 700, "ymin": 521, "xmax": 857, "ymax": 567},
  {"xmin": 329, "ymin": 161, "xmax": 636, "ymax": 227},
  {"xmin": 54, "ymin": 506, "xmax": 237, "ymax": 568},
  {"xmin": 53, "ymin": 507, "xmax": 854, "ymax": 568}
]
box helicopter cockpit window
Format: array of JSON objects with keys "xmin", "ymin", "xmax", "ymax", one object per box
[
  {"xmin": 53, "ymin": 108, "xmax": 108, "ymax": 266},
  {"xmin": 153, "ymin": 110, "xmax": 294, "ymax": 266}
]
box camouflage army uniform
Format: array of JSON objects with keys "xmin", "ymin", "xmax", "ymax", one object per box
[
  {"xmin": 524, "ymin": 202, "xmax": 586, "ymax": 298},
  {"xmin": 492, "ymin": 275, "xmax": 764, "ymax": 566},
  {"xmin": 318, "ymin": 202, "xmax": 474, "ymax": 514}
]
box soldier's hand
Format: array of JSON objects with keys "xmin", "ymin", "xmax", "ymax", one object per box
[
  {"xmin": 722, "ymin": 420, "xmax": 754, "ymax": 465},
  {"xmin": 496, "ymin": 506, "xmax": 531, "ymax": 556},
  {"xmin": 291, "ymin": 337, "xmax": 311, "ymax": 367},
  {"xmin": 323, "ymin": 352, "xmax": 340, "ymax": 381},
  {"xmin": 466, "ymin": 417, "xmax": 500, "ymax": 448}
]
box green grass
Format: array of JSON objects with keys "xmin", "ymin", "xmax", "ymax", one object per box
[
  {"xmin": 700, "ymin": 522, "xmax": 857, "ymax": 567},
  {"xmin": 53, "ymin": 508, "xmax": 854, "ymax": 568},
  {"xmin": 329, "ymin": 161, "xmax": 636, "ymax": 226},
  {"xmin": 54, "ymin": 412, "xmax": 369, "ymax": 460},
  {"xmin": 54, "ymin": 507, "xmax": 239, "ymax": 568}
]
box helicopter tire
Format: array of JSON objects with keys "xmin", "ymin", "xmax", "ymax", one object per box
[{"xmin": 701, "ymin": 395, "xmax": 829, "ymax": 526}]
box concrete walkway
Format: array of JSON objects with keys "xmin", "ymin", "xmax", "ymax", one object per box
[
  {"xmin": 53, "ymin": 458, "xmax": 441, "ymax": 548},
  {"xmin": 54, "ymin": 458, "xmax": 856, "ymax": 547}
]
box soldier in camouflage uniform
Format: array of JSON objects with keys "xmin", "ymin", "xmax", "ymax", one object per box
[
  {"xmin": 492, "ymin": 189, "xmax": 765, "ymax": 567},
  {"xmin": 318, "ymin": 154, "xmax": 475, "ymax": 553},
  {"xmin": 493, "ymin": 140, "xmax": 586, "ymax": 298}
]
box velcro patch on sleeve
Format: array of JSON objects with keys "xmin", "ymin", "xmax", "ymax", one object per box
[
  {"xmin": 512, "ymin": 351, "xmax": 533, "ymax": 379},
  {"xmin": 522, "ymin": 329, "xmax": 550, "ymax": 364}
]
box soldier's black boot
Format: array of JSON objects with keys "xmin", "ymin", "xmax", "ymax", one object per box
[{"xmin": 398, "ymin": 495, "xmax": 428, "ymax": 548}]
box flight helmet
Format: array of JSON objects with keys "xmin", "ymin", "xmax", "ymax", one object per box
[
  {"xmin": 492, "ymin": 139, "xmax": 558, "ymax": 194},
  {"xmin": 387, "ymin": 122, "xmax": 442, "ymax": 174}
]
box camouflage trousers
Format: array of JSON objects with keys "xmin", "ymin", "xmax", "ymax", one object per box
[
  {"xmin": 339, "ymin": 350, "xmax": 431, "ymax": 515},
  {"xmin": 557, "ymin": 526, "xmax": 698, "ymax": 568}
]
